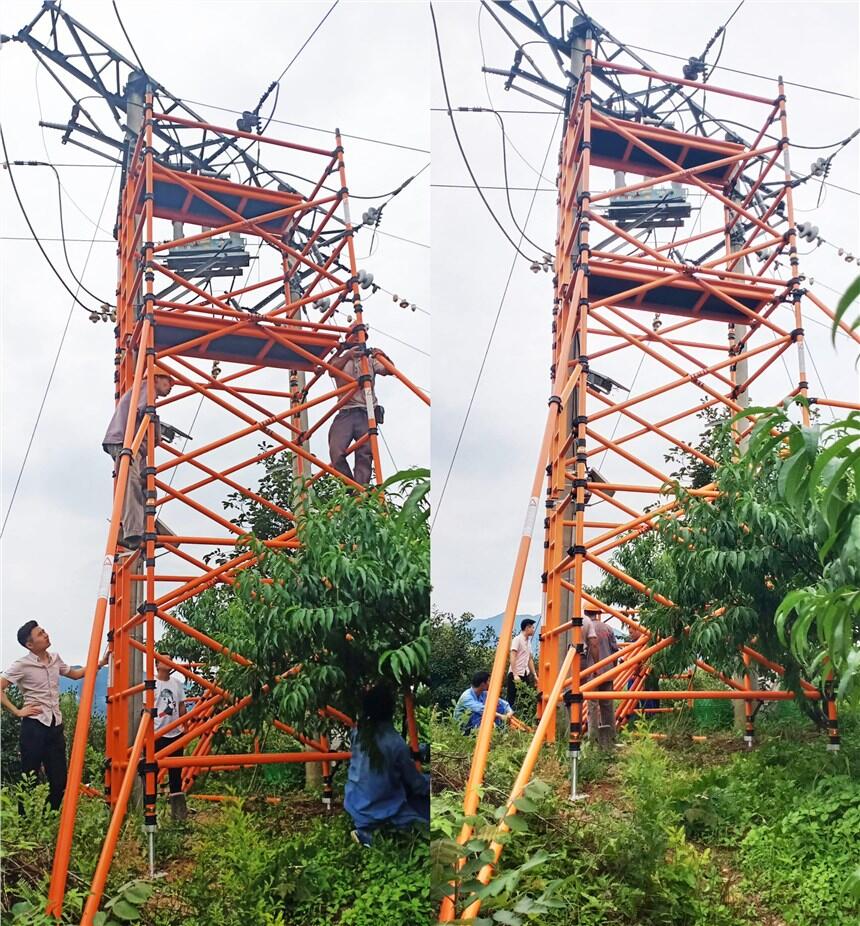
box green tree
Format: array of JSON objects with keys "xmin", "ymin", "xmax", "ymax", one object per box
[
  {"xmin": 212, "ymin": 470, "xmax": 431, "ymax": 741},
  {"xmin": 428, "ymin": 610, "xmax": 497, "ymax": 711}
]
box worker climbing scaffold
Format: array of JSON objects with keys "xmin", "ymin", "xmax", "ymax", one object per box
[{"xmin": 2, "ymin": 4, "xmax": 429, "ymax": 921}]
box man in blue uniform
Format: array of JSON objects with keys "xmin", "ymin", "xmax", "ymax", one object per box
[{"xmin": 453, "ymin": 671, "xmax": 513, "ymax": 733}]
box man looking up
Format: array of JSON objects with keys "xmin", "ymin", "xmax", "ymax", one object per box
[
  {"xmin": 454, "ymin": 671, "xmax": 513, "ymax": 733},
  {"xmin": 507, "ymin": 618, "xmax": 537, "ymax": 710},
  {"xmin": 102, "ymin": 372, "xmax": 173, "ymax": 549},
  {"xmin": 1, "ymin": 622, "xmax": 108, "ymax": 810},
  {"xmin": 328, "ymin": 327, "xmax": 392, "ymax": 485}
]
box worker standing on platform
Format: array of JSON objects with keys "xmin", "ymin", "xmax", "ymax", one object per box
[
  {"xmin": 328, "ymin": 327, "xmax": 391, "ymax": 485},
  {"xmin": 344, "ymin": 684, "xmax": 429, "ymax": 847},
  {"xmin": 507, "ymin": 618, "xmax": 537, "ymax": 709},
  {"xmin": 153, "ymin": 662, "xmax": 188, "ymax": 820},
  {"xmin": 102, "ymin": 373, "xmax": 173, "ymax": 549},
  {"xmin": 583, "ymin": 608, "xmax": 619, "ymax": 749},
  {"xmin": 0, "ymin": 622, "xmax": 108, "ymax": 810},
  {"xmin": 454, "ymin": 671, "xmax": 514, "ymax": 733}
]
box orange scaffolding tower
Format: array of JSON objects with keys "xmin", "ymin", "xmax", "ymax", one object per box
[
  {"xmin": 44, "ymin": 93, "xmax": 429, "ymax": 921},
  {"xmin": 442, "ymin": 27, "xmax": 859, "ymax": 922}
]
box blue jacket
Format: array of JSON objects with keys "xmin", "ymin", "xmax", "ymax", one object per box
[
  {"xmin": 344, "ymin": 723, "xmax": 430, "ymax": 830},
  {"xmin": 454, "ymin": 687, "xmax": 512, "ymax": 730}
]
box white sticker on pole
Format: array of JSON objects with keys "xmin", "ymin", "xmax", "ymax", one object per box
[
  {"xmin": 97, "ymin": 555, "xmax": 113, "ymax": 600},
  {"xmin": 522, "ymin": 496, "xmax": 539, "ymax": 537}
]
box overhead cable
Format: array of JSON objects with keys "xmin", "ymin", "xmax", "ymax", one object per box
[
  {"xmin": 0, "ymin": 163, "xmax": 118, "ymax": 539},
  {"xmin": 430, "ymin": 2, "xmax": 539, "ymax": 263},
  {"xmin": 432, "ymin": 110, "xmax": 561, "ymax": 529},
  {"xmin": 0, "ymin": 124, "xmax": 106, "ymax": 314}
]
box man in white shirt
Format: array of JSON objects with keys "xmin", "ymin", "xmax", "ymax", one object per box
[
  {"xmin": 154, "ymin": 662, "xmax": 188, "ymax": 820},
  {"xmin": 507, "ymin": 618, "xmax": 538, "ymax": 709},
  {"xmin": 0, "ymin": 621, "xmax": 109, "ymax": 809}
]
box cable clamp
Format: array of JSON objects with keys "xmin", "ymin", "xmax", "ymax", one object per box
[
  {"xmin": 576, "ymin": 191, "xmax": 591, "ymax": 205},
  {"xmin": 118, "ymin": 447, "xmax": 133, "ymax": 460},
  {"xmin": 790, "ymin": 327, "xmax": 804, "ymax": 341},
  {"xmin": 144, "ymin": 679, "xmax": 156, "ymax": 691},
  {"xmin": 548, "ymin": 394, "xmax": 562, "ymax": 410},
  {"xmin": 573, "ymin": 414, "xmax": 588, "ymax": 426},
  {"xmin": 569, "ymin": 544, "xmax": 587, "ymax": 557},
  {"xmin": 798, "ymin": 380, "xmax": 809, "ymax": 390},
  {"xmin": 143, "ymin": 466, "xmax": 157, "ymax": 477},
  {"xmin": 143, "ymin": 293, "xmax": 156, "ymax": 304}
]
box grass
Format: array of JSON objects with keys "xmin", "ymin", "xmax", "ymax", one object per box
[
  {"xmin": 1, "ymin": 784, "xmax": 429, "ymax": 926},
  {"xmin": 431, "ymin": 704, "xmax": 860, "ymax": 926}
]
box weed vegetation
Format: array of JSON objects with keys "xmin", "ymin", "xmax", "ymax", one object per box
[
  {"xmin": 2, "ymin": 780, "xmax": 430, "ymax": 925},
  {"xmin": 431, "ymin": 704, "xmax": 860, "ymax": 926}
]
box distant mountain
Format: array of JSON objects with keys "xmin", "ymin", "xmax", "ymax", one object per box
[
  {"xmin": 59, "ymin": 668, "xmax": 109, "ymax": 716},
  {"xmin": 469, "ymin": 613, "xmax": 541, "ymax": 643}
]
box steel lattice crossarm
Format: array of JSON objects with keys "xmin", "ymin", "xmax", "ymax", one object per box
[{"xmin": 441, "ymin": 9, "xmax": 858, "ymax": 922}]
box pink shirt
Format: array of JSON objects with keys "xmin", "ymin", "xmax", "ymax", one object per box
[
  {"xmin": 2, "ymin": 651, "xmax": 72, "ymax": 726},
  {"xmin": 510, "ymin": 632, "xmax": 533, "ymax": 677}
]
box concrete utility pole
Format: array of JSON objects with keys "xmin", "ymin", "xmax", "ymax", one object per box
[
  {"xmin": 727, "ymin": 190, "xmax": 759, "ymax": 736},
  {"xmin": 556, "ymin": 14, "xmax": 590, "ymax": 750},
  {"xmin": 125, "ymin": 70, "xmax": 147, "ymax": 749}
]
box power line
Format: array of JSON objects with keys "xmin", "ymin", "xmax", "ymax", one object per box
[
  {"xmin": 274, "ymin": 0, "xmax": 340, "ymax": 84},
  {"xmin": 6, "ymin": 160, "xmax": 114, "ymax": 306},
  {"xmin": 1, "ymin": 164, "xmax": 118, "ymax": 539},
  {"xmin": 430, "ymin": 2, "xmax": 538, "ymax": 263},
  {"xmin": 183, "ymin": 98, "xmax": 429, "ymax": 154},
  {"xmin": 619, "ymin": 42, "xmax": 860, "ymax": 102},
  {"xmin": 432, "ymin": 182, "xmax": 556, "ymax": 192},
  {"xmin": 112, "ymin": 0, "xmax": 147, "ymax": 73},
  {"xmin": 477, "ymin": 4, "xmax": 555, "ymax": 187},
  {"xmin": 432, "ymin": 111, "xmax": 561, "ymax": 530},
  {"xmin": 0, "ymin": 124, "xmax": 105, "ymax": 314}
]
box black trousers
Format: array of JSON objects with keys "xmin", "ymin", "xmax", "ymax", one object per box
[
  {"xmin": 20, "ymin": 717, "xmax": 67, "ymax": 810},
  {"xmin": 506, "ymin": 671, "xmax": 535, "ymax": 710},
  {"xmin": 155, "ymin": 736, "xmax": 183, "ymax": 794}
]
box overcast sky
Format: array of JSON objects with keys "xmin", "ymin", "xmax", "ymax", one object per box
[
  {"xmin": 1, "ymin": 1, "xmax": 858, "ymax": 666},
  {"xmin": 430, "ymin": 0, "xmax": 860, "ymax": 622},
  {"xmin": 0, "ymin": 0, "xmax": 429, "ymax": 666}
]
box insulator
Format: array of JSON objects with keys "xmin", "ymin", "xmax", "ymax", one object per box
[
  {"xmin": 530, "ymin": 261, "xmax": 541, "ymax": 273},
  {"xmin": 409, "ymin": 303, "xmax": 417, "ymax": 312},
  {"xmin": 211, "ymin": 361, "xmax": 221, "ymax": 379},
  {"xmin": 392, "ymin": 293, "xmax": 399, "ymax": 302},
  {"xmin": 838, "ymin": 248, "xmax": 844, "ymax": 256},
  {"xmin": 399, "ymin": 299, "xmax": 409, "ymax": 309},
  {"xmin": 89, "ymin": 312, "xmax": 100, "ymax": 323},
  {"xmin": 652, "ymin": 313, "xmax": 662, "ymax": 332},
  {"xmin": 808, "ymin": 277, "xmax": 815, "ymax": 285}
]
